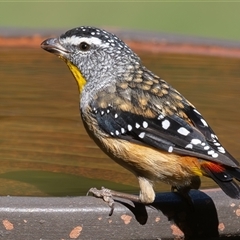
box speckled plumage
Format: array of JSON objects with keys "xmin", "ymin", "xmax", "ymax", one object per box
[{"xmin": 41, "ymin": 26, "xmax": 240, "ymax": 209}]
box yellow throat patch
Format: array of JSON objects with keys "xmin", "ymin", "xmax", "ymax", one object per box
[{"xmin": 60, "ymin": 56, "xmax": 86, "ymax": 94}]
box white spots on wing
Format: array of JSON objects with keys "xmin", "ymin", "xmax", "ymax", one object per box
[
  {"xmin": 217, "ymin": 147, "xmax": 226, "ymax": 153},
  {"xmin": 135, "ymin": 123, "xmax": 140, "ymax": 129},
  {"xmin": 208, "ymin": 150, "xmax": 214, "ymax": 155},
  {"xmin": 128, "ymin": 125, "xmax": 132, "ymax": 131},
  {"xmin": 211, "ymin": 133, "xmax": 218, "ymax": 140},
  {"xmin": 206, "ymin": 149, "xmax": 219, "ymax": 158},
  {"xmin": 185, "ymin": 144, "xmax": 193, "ymax": 149},
  {"xmin": 139, "ymin": 132, "xmax": 146, "ymax": 139},
  {"xmin": 223, "ymin": 174, "xmax": 228, "ymax": 179},
  {"xmin": 208, "ymin": 133, "xmax": 225, "ymax": 153},
  {"xmin": 193, "ymin": 108, "xmax": 201, "ymax": 115},
  {"xmin": 177, "ymin": 127, "xmax": 190, "ymax": 136},
  {"xmin": 93, "ymin": 107, "xmax": 98, "ymax": 114},
  {"xmin": 121, "ymin": 128, "xmax": 125, "ymax": 134},
  {"xmin": 212, "ymin": 153, "xmax": 219, "ymax": 158},
  {"xmin": 157, "ymin": 114, "xmax": 164, "ymax": 120},
  {"xmin": 110, "ymin": 127, "xmax": 127, "ymax": 136},
  {"xmin": 191, "ymin": 139, "xmax": 202, "ymax": 145},
  {"xmin": 162, "ymin": 119, "xmax": 170, "ymax": 130},
  {"xmin": 200, "ymin": 118, "xmax": 208, "ymax": 127},
  {"xmin": 107, "ymin": 109, "xmax": 110, "ymax": 114},
  {"xmin": 114, "ymin": 113, "xmax": 118, "ymax": 118},
  {"xmin": 207, "ymin": 150, "xmax": 218, "ymax": 158},
  {"xmin": 101, "ymin": 110, "xmax": 105, "ymax": 115},
  {"xmin": 142, "ymin": 121, "xmax": 148, "ymax": 129},
  {"xmin": 185, "ymin": 139, "xmax": 221, "ymax": 158},
  {"xmin": 204, "ymin": 145, "xmax": 210, "ymax": 150},
  {"xmin": 168, "ymin": 146, "xmax": 173, "ymax": 153}
]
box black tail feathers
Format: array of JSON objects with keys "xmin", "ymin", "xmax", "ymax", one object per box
[{"xmin": 202, "ymin": 165, "xmax": 240, "ymax": 199}]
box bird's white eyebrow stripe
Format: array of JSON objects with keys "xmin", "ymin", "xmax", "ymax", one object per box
[{"xmin": 61, "ymin": 36, "xmax": 104, "ymax": 46}]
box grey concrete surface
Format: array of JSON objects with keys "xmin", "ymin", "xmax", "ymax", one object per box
[{"xmin": 0, "ymin": 189, "xmax": 239, "ymax": 239}]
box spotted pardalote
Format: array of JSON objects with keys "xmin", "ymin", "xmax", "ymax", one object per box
[{"xmin": 41, "ymin": 26, "xmax": 240, "ymax": 210}]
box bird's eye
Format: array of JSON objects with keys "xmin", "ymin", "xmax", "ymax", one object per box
[{"xmin": 79, "ymin": 42, "xmax": 90, "ymax": 51}]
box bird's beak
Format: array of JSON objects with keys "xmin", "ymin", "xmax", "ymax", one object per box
[{"xmin": 41, "ymin": 38, "xmax": 70, "ymax": 59}]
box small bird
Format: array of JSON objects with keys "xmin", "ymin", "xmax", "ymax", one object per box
[{"xmin": 41, "ymin": 26, "xmax": 240, "ymax": 213}]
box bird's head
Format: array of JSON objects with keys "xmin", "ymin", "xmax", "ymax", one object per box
[{"xmin": 41, "ymin": 26, "xmax": 140, "ymax": 94}]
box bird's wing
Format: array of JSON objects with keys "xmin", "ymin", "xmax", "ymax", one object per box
[
  {"xmin": 183, "ymin": 104, "xmax": 239, "ymax": 165},
  {"xmin": 89, "ymin": 74, "xmax": 239, "ymax": 168}
]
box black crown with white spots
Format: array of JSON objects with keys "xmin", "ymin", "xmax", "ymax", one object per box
[{"xmin": 62, "ymin": 26, "xmax": 133, "ymax": 53}]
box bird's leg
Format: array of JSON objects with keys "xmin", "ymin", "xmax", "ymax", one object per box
[
  {"xmin": 87, "ymin": 187, "xmax": 140, "ymax": 216},
  {"xmin": 171, "ymin": 176, "xmax": 201, "ymax": 206},
  {"xmin": 171, "ymin": 185, "xmax": 192, "ymax": 203},
  {"xmin": 87, "ymin": 178, "xmax": 154, "ymax": 215}
]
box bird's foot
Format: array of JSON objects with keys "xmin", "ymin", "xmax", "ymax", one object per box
[
  {"xmin": 171, "ymin": 176, "xmax": 200, "ymax": 206},
  {"xmin": 171, "ymin": 185, "xmax": 194, "ymax": 207},
  {"xmin": 87, "ymin": 186, "xmax": 141, "ymax": 215},
  {"xmin": 87, "ymin": 187, "xmax": 115, "ymax": 216}
]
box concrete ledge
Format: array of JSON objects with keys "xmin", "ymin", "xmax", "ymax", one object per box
[{"xmin": 0, "ymin": 189, "xmax": 239, "ymax": 239}]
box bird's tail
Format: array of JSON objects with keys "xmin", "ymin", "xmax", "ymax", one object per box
[{"xmin": 201, "ymin": 162, "xmax": 240, "ymax": 199}]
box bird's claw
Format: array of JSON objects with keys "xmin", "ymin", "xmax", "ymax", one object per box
[{"xmin": 87, "ymin": 187, "xmax": 115, "ymax": 216}]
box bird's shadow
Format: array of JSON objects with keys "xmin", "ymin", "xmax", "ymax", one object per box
[{"xmin": 115, "ymin": 190, "xmax": 219, "ymax": 239}]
